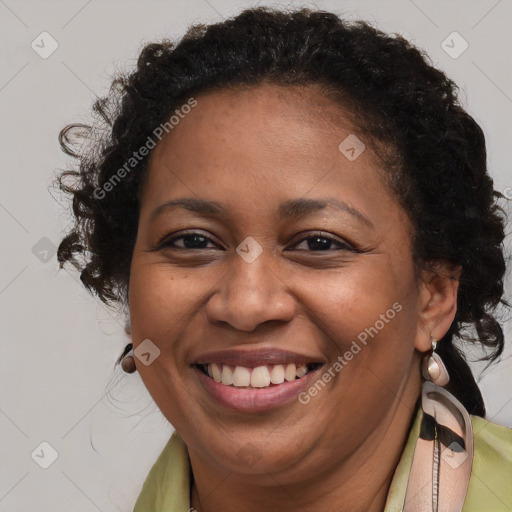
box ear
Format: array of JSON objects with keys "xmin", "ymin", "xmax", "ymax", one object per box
[{"xmin": 414, "ymin": 262, "xmax": 461, "ymax": 353}]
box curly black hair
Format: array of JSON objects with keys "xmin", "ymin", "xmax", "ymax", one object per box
[{"xmin": 56, "ymin": 7, "xmax": 509, "ymax": 417}]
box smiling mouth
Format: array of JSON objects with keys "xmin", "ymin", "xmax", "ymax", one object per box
[{"xmin": 195, "ymin": 362, "xmax": 322, "ymax": 389}]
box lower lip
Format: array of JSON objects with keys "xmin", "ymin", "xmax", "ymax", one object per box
[{"xmin": 194, "ymin": 366, "xmax": 322, "ymax": 412}]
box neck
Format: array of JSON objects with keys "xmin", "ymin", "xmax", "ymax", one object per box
[{"xmin": 190, "ymin": 370, "xmax": 421, "ymax": 512}]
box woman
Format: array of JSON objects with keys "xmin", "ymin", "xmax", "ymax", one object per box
[{"xmin": 57, "ymin": 7, "xmax": 512, "ymax": 511}]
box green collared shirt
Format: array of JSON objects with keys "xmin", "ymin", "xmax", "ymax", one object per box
[{"xmin": 133, "ymin": 410, "xmax": 512, "ymax": 511}]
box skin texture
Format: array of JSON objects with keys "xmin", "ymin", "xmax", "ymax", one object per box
[{"xmin": 128, "ymin": 84, "xmax": 459, "ymax": 512}]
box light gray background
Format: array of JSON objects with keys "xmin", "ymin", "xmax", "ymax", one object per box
[{"xmin": 1, "ymin": 0, "xmax": 511, "ymax": 510}]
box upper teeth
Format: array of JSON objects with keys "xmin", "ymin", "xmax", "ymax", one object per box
[{"xmin": 206, "ymin": 363, "xmax": 309, "ymax": 388}]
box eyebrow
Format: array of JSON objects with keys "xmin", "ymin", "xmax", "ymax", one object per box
[{"xmin": 150, "ymin": 197, "xmax": 373, "ymax": 228}]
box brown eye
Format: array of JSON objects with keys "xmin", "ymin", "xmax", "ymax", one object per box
[
  {"xmin": 291, "ymin": 233, "xmax": 355, "ymax": 252},
  {"xmin": 158, "ymin": 231, "xmax": 221, "ymax": 250}
]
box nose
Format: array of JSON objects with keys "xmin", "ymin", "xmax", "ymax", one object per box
[{"xmin": 204, "ymin": 252, "xmax": 296, "ymax": 332}]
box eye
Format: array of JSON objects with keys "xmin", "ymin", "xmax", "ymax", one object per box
[
  {"xmin": 158, "ymin": 231, "xmax": 221, "ymax": 250},
  {"xmin": 290, "ymin": 233, "xmax": 356, "ymax": 252},
  {"xmin": 153, "ymin": 231, "xmax": 358, "ymax": 253}
]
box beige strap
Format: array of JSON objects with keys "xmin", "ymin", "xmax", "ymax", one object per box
[{"xmin": 403, "ymin": 382, "xmax": 473, "ymax": 512}]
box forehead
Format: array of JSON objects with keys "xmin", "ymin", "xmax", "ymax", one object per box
[
  {"xmin": 163, "ymin": 83, "xmax": 357, "ymax": 149},
  {"xmin": 145, "ymin": 83, "xmax": 380, "ymax": 188},
  {"xmin": 141, "ymin": 83, "xmax": 405, "ymax": 229}
]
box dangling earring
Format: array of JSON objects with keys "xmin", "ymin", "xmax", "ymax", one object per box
[
  {"xmin": 403, "ymin": 335, "xmax": 474, "ymax": 512},
  {"xmin": 421, "ymin": 336, "xmax": 449, "ymax": 386},
  {"xmin": 117, "ymin": 343, "xmax": 137, "ymax": 374}
]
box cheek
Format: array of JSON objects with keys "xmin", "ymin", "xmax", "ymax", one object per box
[
  {"xmin": 127, "ymin": 259, "xmax": 202, "ymax": 426},
  {"xmin": 292, "ymin": 255, "xmax": 420, "ymax": 396},
  {"xmin": 128, "ymin": 247, "xmax": 419, "ymax": 358},
  {"xmin": 290, "ymin": 254, "xmax": 417, "ymax": 343},
  {"xmin": 128, "ymin": 260, "xmax": 195, "ymax": 339}
]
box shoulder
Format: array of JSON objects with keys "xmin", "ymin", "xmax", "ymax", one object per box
[{"xmin": 464, "ymin": 415, "xmax": 512, "ymax": 511}]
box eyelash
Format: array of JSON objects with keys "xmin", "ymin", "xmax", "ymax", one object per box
[{"xmin": 155, "ymin": 230, "xmax": 358, "ymax": 253}]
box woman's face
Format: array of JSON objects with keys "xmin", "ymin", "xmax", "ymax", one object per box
[{"xmin": 128, "ymin": 84, "xmax": 435, "ymax": 479}]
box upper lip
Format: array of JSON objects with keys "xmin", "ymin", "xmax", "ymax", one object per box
[{"xmin": 192, "ymin": 347, "xmax": 325, "ymax": 367}]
